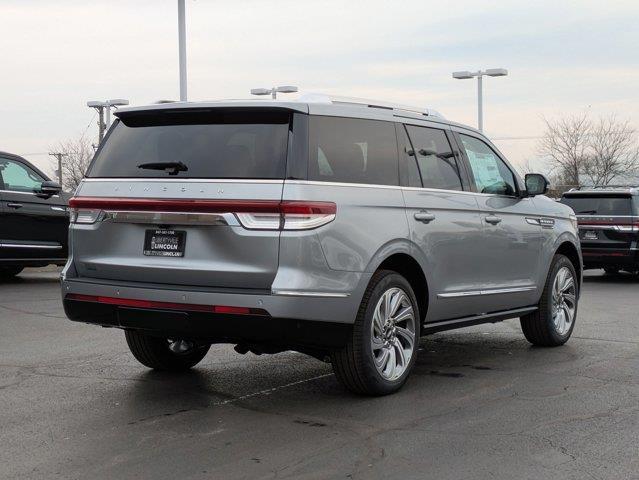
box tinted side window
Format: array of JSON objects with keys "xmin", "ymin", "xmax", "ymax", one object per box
[
  {"xmin": 397, "ymin": 124, "xmax": 422, "ymax": 187},
  {"xmin": 0, "ymin": 158, "xmax": 44, "ymax": 193},
  {"xmin": 309, "ymin": 116, "xmax": 399, "ymax": 185},
  {"xmin": 406, "ymin": 126, "xmax": 462, "ymax": 191},
  {"xmin": 459, "ymin": 134, "xmax": 517, "ymax": 196}
]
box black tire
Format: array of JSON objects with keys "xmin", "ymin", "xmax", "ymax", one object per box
[
  {"xmin": 604, "ymin": 267, "xmax": 619, "ymax": 275},
  {"xmin": 0, "ymin": 266, "xmax": 24, "ymax": 280},
  {"xmin": 125, "ymin": 330, "xmax": 210, "ymax": 371},
  {"xmin": 520, "ymin": 254, "xmax": 578, "ymax": 346},
  {"xmin": 331, "ymin": 270, "xmax": 421, "ymax": 396}
]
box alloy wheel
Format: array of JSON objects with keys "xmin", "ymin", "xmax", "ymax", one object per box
[
  {"xmin": 370, "ymin": 287, "xmax": 416, "ymax": 381},
  {"xmin": 551, "ymin": 266, "xmax": 576, "ymax": 335}
]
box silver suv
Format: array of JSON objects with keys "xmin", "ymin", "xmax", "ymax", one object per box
[{"xmin": 61, "ymin": 95, "xmax": 582, "ymax": 395}]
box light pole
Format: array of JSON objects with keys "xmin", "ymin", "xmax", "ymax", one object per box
[
  {"xmin": 250, "ymin": 86, "xmax": 298, "ymax": 99},
  {"xmin": 87, "ymin": 99, "xmax": 130, "ymax": 143},
  {"xmin": 178, "ymin": 0, "xmax": 187, "ymax": 101},
  {"xmin": 452, "ymin": 68, "xmax": 508, "ymax": 132}
]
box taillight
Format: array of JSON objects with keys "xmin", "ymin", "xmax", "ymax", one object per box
[
  {"xmin": 236, "ymin": 201, "xmax": 336, "ymax": 230},
  {"xmin": 69, "ymin": 208, "xmax": 102, "ymax": 224},
  {"xmin": 280, "ymin": 201, "xmax": 336, "ymax": 230},
  {"xmin": 68, "ymin": 197, "xmax": 336, "ymax": 230}
]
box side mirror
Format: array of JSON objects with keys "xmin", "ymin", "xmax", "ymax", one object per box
[
  {"xmin": 35, "ymin": 180, "xmax": 62, "ymax": 198},
  {"xmin": 524, "ymin": 173, "xmax": 549, "ymax": 197}
]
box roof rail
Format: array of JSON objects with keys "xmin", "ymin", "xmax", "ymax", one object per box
[
  {"xmin": 572, "ymin": 184, "xmax": 639, "ymax": 190},
  {"xmin": 297, "ymin": 93, "xmax": 444, "ymax": 118}
]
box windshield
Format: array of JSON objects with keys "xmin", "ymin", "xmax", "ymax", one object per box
[
  {"xmin": 87, "ymin": 109, "xmax": 291, "ymax": 179},
  {"xmin": 560, "ymin": 194, "xmax": 633, "ymax": 216}
]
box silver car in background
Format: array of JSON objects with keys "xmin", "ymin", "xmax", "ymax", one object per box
[{"xmin": 61, "ymin": 95, "xmax": 582, "ymax": 395}]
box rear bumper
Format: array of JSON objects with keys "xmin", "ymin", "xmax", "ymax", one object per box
[
  {"xmin": 63, "ymin": 298, "xmax": 351, "ymax": 349},
  {"xmin": 581, "ymin": 248, "xmax": 639, "ymax": 269},
  {"xmin": 61, "ymin": 274, "xmax": 371, "ymax": 347}
]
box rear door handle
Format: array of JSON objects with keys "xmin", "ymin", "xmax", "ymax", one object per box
[
  {"xmin": 7, "ymin": 203, "xmax": 23, "ymax": 209},
  {"xmin": 414, "ymin": 212, "xmax": 436, "ymax": 223},
  {"xmin": 485, "ymin": 215, "xmax": 502, "ymax": 225}
]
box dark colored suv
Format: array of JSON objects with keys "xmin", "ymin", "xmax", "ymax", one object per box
[
  {"xmin": 0, "ymin": 151, "xmax": 68, "ymax": 278},
  {"xmin": 560, "ymin": 187, "xmax": 639, "ymax": 273}
]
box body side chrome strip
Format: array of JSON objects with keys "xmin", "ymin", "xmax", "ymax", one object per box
[
  {"xmin": 437, "ymin": 286, "xmax": 536, "ymax": 299},
  {"xmin": 1, "ymin": 243, "xmax": 62, "ymax": 249},
  {"xmin": 271, "ymin": 289, "xmax": 350, "ymax": 298},
  {"xmin": 424, "ymin": 306, "xmax": 538, "ymax": 330},
  {"xmin": 0, "ymin": 189, "xmax": 60, "ymax": 198}
]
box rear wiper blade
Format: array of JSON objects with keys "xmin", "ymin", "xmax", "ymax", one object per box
[
  {"xmin": 577, "ymin": 209, "xmax": 597, "ymax": 214},
  {"xmin": 137, "ymin": 161, "xmax": 188, "ymax": 176}
]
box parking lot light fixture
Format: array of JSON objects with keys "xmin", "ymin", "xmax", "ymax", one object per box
[
  {"xmin": 452, "ymin": 68, "xmax": 508, "ymax": 131},
  {"xmin": 250, "ymin": 86, "xmax": 299, "ymax": 99},
  {"xmin": 87, "ymin": 99, "xmax": 130, "ymax": 142}
]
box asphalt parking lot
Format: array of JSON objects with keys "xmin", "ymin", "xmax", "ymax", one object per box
[{"xmin": 1, "ymin": 268, "xmax": 638, "ymax": 480}]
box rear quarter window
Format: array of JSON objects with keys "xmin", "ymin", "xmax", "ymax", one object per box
[{"xmin": 308, "ymin": 116, "xmax": 399, "ymax": 186}]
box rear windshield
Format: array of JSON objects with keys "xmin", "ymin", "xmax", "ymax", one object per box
[
  {"xmin": 560, "ymin": 194, "xmax": 634, "ymax": 216},
  {"xmin": 87, "ymin": 109, "xmax": 291, "ymax": 179}
]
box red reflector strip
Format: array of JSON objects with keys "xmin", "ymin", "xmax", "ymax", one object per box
[{"xmin": 65, "ymin": 293, "xmax": 267, "ymax": 316}]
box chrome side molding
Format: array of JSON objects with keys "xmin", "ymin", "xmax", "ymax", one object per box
[
  {"xmin": 437, "ymin": 285, "xmax": 536, "ymax": 299},
  {"xmin": 271, "ymin": 289, "xmax": 350, "ymax": 298}
]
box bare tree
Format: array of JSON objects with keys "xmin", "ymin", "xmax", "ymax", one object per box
[
  {"xmin": 538, "ymin": 114, "xmax": 591, "ymax": 186},
  {"xmin": 50, "ymin": 136, "xmax": 94, "ymax": 191},
  {"xmin": 538, "ymin": 113, "xmax": 639, "ymax": 187},
  {"xmin": 582, "ymin": 115, "xmax": 639, "ymax": 186}
]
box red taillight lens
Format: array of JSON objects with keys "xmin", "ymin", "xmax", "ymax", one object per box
[
  {"xmin": 65, "ymin": 293, "xmax": 267, "ymax": 315},
  {"xmin": 280, "ymin": 201, "xmax": 336, "ymax": 230},
  {"xmin": 68, "ymin": 197, "xmax": 337, "ymax": 231}
]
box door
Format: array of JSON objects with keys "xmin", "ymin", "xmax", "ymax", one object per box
[
  {"xmin": 454, "ymin": 132, "xmax": 543, "ymax": 312},
  {"xmin": 0, "ymin": 156, "xmax": 68, "ymax": 260},
  {"xmin": 398, "ymin": 123, "xmax": 486, "ymax": 321}
]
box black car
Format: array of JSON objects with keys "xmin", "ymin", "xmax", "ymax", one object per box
[
  {"xmin": 560, "ymin": 186, "xmax": 639, "ymax": 274},
  {"xmin": 0, "ymin": 151, "xmax": 69, "ymax": 278}
]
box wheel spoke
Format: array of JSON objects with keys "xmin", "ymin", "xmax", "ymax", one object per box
[
  {"xmin": 562, "ymin": 302, "xmax": 574, "ymax": 324},
  {"xmin": 389, "ymin": 291, "xmax": 404, "ymax": 318},
  {"xmin": 384, "ymin": 347, "xmax": 397, "ymax": 378},
  {"xmin": 375, "ymin": 347, "xmax": 390, "ymax": 369},
  {"xmin": 383, "ymin": 291, "xmax": 392, "ymax": 322},
  {"xmin": 395, "ymin": 326, "xmax": 415, "ymax": 350},
  {"xmin": 371, "ymin": 335, "xmax": 385, "ymax": 351},
  {"xmin": 563, "ymin": 293, "xmax": 576, "ymax": 307},
  {"xmin": 392, "ymin": 305, "xmax": 414, "ymax": 325},
  {"xmin": 394, "ymin": 338, "xmax": 407, "ymax": 367},
  {"xmin": 373, "ymin": 309, "xmax": 384, "ymax": 336},
  {"xmin": 561, "ymin": 276, "xmax": 574, "ymax": 293}
]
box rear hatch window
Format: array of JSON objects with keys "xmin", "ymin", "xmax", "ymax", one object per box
[
  {"xmin": 87, "ymin": 109, "xmax": 291, "ymax": 179},
  {"xmin": 560, "ymin": 194, "xmax": 633, "ymax": 216}
]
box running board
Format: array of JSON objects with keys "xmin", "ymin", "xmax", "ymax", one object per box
[{"xmin": 423, "ymin": 306, "xmax": 538, "ymax": 335}]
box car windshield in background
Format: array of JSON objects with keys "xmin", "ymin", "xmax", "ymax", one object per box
[
  {"xmin": 87, "ymin": 109, "xmax": 291, "ymax": 179},
  {"xmin": 560, "ymin": 194, "xmax": 633, "ymax": 215}
]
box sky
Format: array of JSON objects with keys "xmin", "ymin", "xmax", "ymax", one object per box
[{"xmin": 1, "ymin": 0, "xmax": 638, "ymax": 177}]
